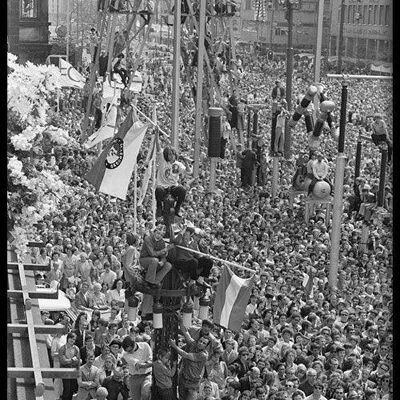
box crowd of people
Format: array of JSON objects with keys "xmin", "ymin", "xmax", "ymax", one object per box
[{"xmin": 24, "ymin": 39, "xmax": 393, "ymax": 400}]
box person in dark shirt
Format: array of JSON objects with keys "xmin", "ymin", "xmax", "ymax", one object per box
[
  {"xmin": 101, "ymin": 367, "xmax": 129, "ymax": 400},
  {"xmin": 139, "ymin": 223, "xmax": 172, "ymax": 289},
  {"xmin": 298, "ymin": 367, "xmax": 317, "ymax": 396}
]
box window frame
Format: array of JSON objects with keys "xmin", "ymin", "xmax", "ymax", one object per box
[{"xmin": 20, "ymin": 0, "xmax": 39, "ymax": 20}]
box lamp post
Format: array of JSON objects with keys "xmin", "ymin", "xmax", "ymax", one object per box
[
  {"xmin": 337, "ymin": 0, "xmax": 345, "ymax": 74},
  {"xmin": 329, "ymin": 80, "xmax": 348, "ymax": 290},
  {"xmin": 284, "ymin": 0, "xmax": 294, "ymax": 160}
]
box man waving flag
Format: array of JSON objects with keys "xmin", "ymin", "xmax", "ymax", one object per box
[{"xmin": 85, "ymin": 108, "xmax": 148, "ymax": 200}]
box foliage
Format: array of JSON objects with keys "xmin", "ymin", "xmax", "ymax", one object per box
[{"xmin": 7, "ymin": 53, "xmax": 79, "ymax": 255}]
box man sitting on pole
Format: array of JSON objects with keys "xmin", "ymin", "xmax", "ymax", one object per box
[
  {"xmin": 307, "ymin": 152, "xmax": 333, "ymax": 196},
  {"xmin": 155, "ymin": 131, "xmax": 188, "ymax": 218}
]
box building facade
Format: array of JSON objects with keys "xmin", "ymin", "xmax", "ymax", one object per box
[
  {"xmin": 8, "ymin": 0, "xmax": 51, "ymax": 63},
  {"xmin": 328, "ymin": 0, "xmax": 392, "ymax": 63},
  {"xmin": 238, "ymin": 0, "xmax": 332, "ymax": 53}
]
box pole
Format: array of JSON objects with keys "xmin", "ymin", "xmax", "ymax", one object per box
[
  {"xmin": 327, "ymin": 74, "xmax": 392, "ymax": 80},
  {"xmin": 209, "ymin": 158, "xmax": 217, "ymax": 192},
  {"xmin": 284, "ymin": 1, "xmax": 294, "ymax": 159},
  {"xmin": 354, "ymin": 132, "xmax": 362, "ymax": 183},
  {"xmin": 173, "ymin": 245, "xmax": 257, "ymax": 274},
  {"xmin": 193, "ymin": 0, "xmax": 206, "ymax": 178},
  {"xmin": 66, "ymin": 0, "xmax": 70, "ymax": 62},
  {"xmin": 337, "ymin": 0, "xmax": 345, "ymax": 74},
  {"xmin": 80, "ymin": 0, "xmax": 83, "ymax": 67},
  {"xmin": 329, "ymin": 81, "xmax": 348, "ymax": 290},
  {"xmin": 133, "ymin": 164, "xmax": 137, "ymax": 234},
  {"xmin": 247, "ymin": 109, "xmax": 251, "ymax": 147},
  {"xmin": 152, "ymin": 105, "xmax": 157, "ymax": 227},
  {"xmin": 272, "ymin": 156, "xmax": 279, "ymax": 198},
  {"xmin": 377, "ymin": 147, "xmax": 388, "ymax": 207},
  {"xmin": 171, "ymin": 0, "xmax": 181, "ymax": 149},
  {"xmin": 81, "ymin": 10, "xmax": 110, "ymax": 140},
  {"xmin": 269, "ymin": 4, "xmax": 275, "ymax": 51},
  {"xmin": 314, "ymin": 0, "xmax": 324, "ymax": 83}
]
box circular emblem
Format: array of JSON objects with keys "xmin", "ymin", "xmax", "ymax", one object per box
[{"xmin": 105, "ymin": 138, "xmax": 124, "ymax": 169}]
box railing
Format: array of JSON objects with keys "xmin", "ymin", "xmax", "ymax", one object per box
[{"xmin": 7, "ymin": 247, "xmax": 78, "ymax": 399}]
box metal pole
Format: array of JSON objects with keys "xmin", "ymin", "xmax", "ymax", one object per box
[
  {"xmin": 329, "ymin": 81, "xmax": 348, "ymax": 290},
  {"xmin": 80, "ymin": 0, "xmax": 83, "ymax": 67},
  {"xmin": 327, "ymin": 74, "xmax": 392, "ymax": 80},
  {"xmin": 314, "ymin": 0, "xmax": 324, "ymax": 83},
  {"xmin": 66, "ymin": 0, "xmax": 70, "ymax": 62},
  {"xmin": 377, "ymin": 148, "xmax": 388, "ymax": 207},
  {"xmin": 354, "ymin": 132, "xmax": 362, "ymax": 182},
  {"xmin": 337, "ymin": 0, "xmax": 345, "ymax": 74},
  {"xmin": 272, "ymin": 156, "xmax": 279, "ymax": 198},
  {"xmin": 133, "ymin": 164, "xmax": 137, "ymax": 234},
  {"xmin": 193, "ymin": 0, "xmax": 206, "ymax": 178},
  {"xmin": 284, "ymin": 1, "xmax": 294, "ymax": 159},
  {"xmin": 171, "ymin": 0, "xmax": 181, "ymax": 149},
  {"xmin": 247, "ymin": 109, "xmax": 251, "ymax": 147}
]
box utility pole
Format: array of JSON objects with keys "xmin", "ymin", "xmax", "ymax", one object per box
[
  {"xmin": 314, "ymin": 0, "xmax": 324, "ymax": 83},
  {"xmin": 284, "ymin": 0, "xmax": 294, "ymax": 160},
  {"xmin": 337, "ymin": 0, "xmax": 345, "ymax": 74},
  {"xmin": 329, "ymin": 80, "xmax": 348, "ymax": 290},
  {"xmin": 193, "ymin": 0, "xmax": 206, "ymax": 177},
  {"xmin": 171, "ymin": 0, "xmax": 181, "ymax": 149},
  {"xmin": 66, "ymin": 0, "xmax": 70, "ymax": 62}
]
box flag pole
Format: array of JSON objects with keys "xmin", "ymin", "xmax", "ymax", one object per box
[
  {"xmin": 169, "ymin": 243, "xmax": 257, "ymax": 274},
  {"xmin": 131, "ymin": 103, "xmax": 169, "ymax": 137},
  {"xmin": 152, "ymin": 104, "xmax": 157, "ymax": 227},
  {"xmin": 133, "ymin": 163, "xmax": 138, "ymax": 234}
]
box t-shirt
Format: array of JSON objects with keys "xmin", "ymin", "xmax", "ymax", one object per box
[
  {"xmin": 180, "ymin": 341, "xmax": 208, "ymax": 387},
  {"xmin": 122, "ymin": 342, "xmax": 153, "ymax": 375},
  {"xmin": 156, "ymin": 150, "xmax": 186, "ymax": 188}
]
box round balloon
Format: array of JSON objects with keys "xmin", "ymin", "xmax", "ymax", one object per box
[{"xmin": 313, "ymin": 181, "xmax": 331, "ymax": 199}]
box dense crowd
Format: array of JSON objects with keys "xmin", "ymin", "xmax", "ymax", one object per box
[{"xmin": 24, "ymin": 45, "xmax": 393, "ymax": 400}]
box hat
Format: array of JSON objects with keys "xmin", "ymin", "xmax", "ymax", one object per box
[{"xmin": 109, "ymin": 339, "xmax": 122, "ymax": 348}]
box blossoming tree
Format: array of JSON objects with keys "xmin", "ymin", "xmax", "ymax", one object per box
[{"xmin": 7, "ymin": 53, "xmax": 79, "ymax": 256}]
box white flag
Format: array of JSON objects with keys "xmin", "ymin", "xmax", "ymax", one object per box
[
  {"xmin": 59, "ymin": 59, "xmax": 85, "ymax": 89},
  {"xmin": 84, "ymin": 104, "xmax": 118, "ymax": 149}
]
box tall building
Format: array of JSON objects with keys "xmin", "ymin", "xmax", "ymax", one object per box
[
  {"xmin": 238, "ymin": 0, "xmax": 332, "ymax": 53},
  {"xmin": 8, "ymin": 0, "xmax": 51, "ymax": 63},
  {"xmin": 328, "ymin": 0, "xmax": 392, "ymax": 63}
]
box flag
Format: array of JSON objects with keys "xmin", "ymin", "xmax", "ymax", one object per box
[
  {"xmin": 302, "ymin": 268, "xmax": 314, "ymax": 298},
  {"xmin": 213, "ymin": 266, "xmax": 256, "ymax": 332},
  {"xmin": 85, "ymin": 108, "xmax": 148, "ymax": 200},
  {"xmin": 84, "ymin": 104, "xmax": 118, "ymax": 149},
  {"xmin": 59, "ymin": 58, "xmax": 85, "ymax": 89}
]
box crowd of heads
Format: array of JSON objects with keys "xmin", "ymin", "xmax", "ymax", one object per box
[{"xmin": 27, "ymin": 45, "xmax": 392, "ymax": 400}]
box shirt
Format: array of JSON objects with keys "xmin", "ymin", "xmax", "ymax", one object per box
[
  {"xmin": 156, "ymin": 150, "xmax": 186, "ymax": 188},
  {"xmin": 139, "ymin": 234, "xmax": 166, "ymax": 259},
  {"xmin": 122, "ymin": 342, "xmax": 152, "ymax": 375},
  {"xmin": 312, "ymin": 160, "xmax": 329, "ymax": 179},
  {"xmin": 153, "ymin": 359, "xmax": 174, "ymax": 389}
]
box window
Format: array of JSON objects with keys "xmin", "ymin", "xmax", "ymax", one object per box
[
  {"xmin": 20, "ymin": 0, "xmax": 38, "ymax": 18},
  {"xmin": 385, "ymin": 5, "xmax": 390, "ymax": 26},
  {"xmin": 363, "ymin": 5, "xmax": 367, "ymax": 24},
  {"xmin": 379, "ymin": 5, "xmax": 384, "ymax": 25},
  {"xmin": 245, "ymin": 0, "xmax": 252, "ymax": 10},
  {"xmin": 373, "ymin": 5, "xmax": 378, "ymax": 25},
  {"xmin": 347, "ymin": 5, "xmax": 351, "ymax": 23},
  {"xmin": 367, "ymin": 6, "xmax": 372, "ymax": 25}
]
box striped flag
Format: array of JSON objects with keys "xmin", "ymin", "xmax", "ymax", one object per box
[
  {"xmin": 59, "ymin": 58, "xmax": 85, "ymax": 89},
  {"xmin": 84, "ymin": 104, "xmax": 118, "ymax": 149},
  {"xmin": 85, "ymin": 108, "xmax": 148, "ymax": 200},
  {"xmin": 213, "ymin": 266, "xmax": 256, "ymax": 332},
  {"xmin": 302, "ymin": 268, "xmax": 314, "ymax": 298}
]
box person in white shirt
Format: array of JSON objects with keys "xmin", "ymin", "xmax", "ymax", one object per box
[
  {"xmin": 154, "ymin": 130, "xmax": 188, "ymax": 218},
  {"xmin": 121, "ymin": 336, "xmax": 153, "ymax": 400},
  {"xmin": 307, "ymin": 153, "xmax": 333, "ymax": 196}
]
